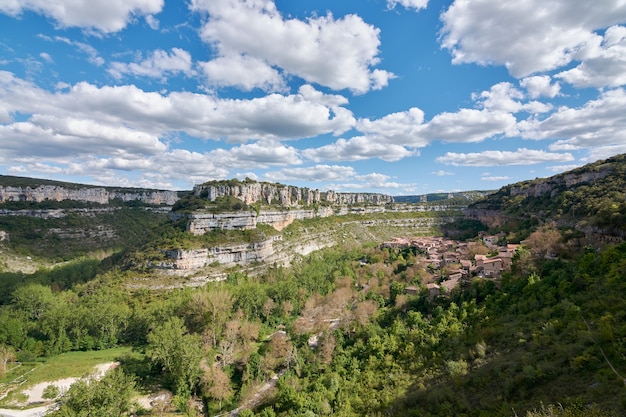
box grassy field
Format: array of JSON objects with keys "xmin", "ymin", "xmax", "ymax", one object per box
[{"xmin": 1, "ymin": 346, "xmax": 133, "ymax": 396}]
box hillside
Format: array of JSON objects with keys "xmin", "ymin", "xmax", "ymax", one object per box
[
  {"xmin": 460, "ymin": 154, "xmax": 626, "ymax": 244},
  {"xmin": 0, "ymin": 166, "xmax": 625, "ymax": 416}
]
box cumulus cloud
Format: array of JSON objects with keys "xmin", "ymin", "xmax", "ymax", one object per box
[
  {"xmin": 108, "ymin": 48, "xmax": 194, "ymax": 81},
  {"xmin": 436, "ymin": 148, "xmax": 574, "ymax": 166},
  {"xmin": 355, "ymin": 105, "xmax": 517, "ymax": 150},
  {"xmin": 0, "ymin": 0, "xmax": 164, "ymax": 33},
  {"xmin": 556, "ymin": 25, "xmax": 626, "ymax": 88},
  {"xmin": 198, "ymin": 54, "xmax": 286, "ymax": 92},
  {"xmin": 440, "ymin": 0, "xmax": 626, "ymax": 78},
  {"xmin": 423, "ymin": 109, "xmax": 518, "ymax": 143},
  {"xmin": 190, "ymin": 0, "xmax": 394, "ymax": 93},
  {"xmin": 264, "ymin": 165, "xmax": 357, "ymax": 183},
  {"xmin": 520, "ymin": 88, "xmax": 626, "ymax": 152},
  {"xmin": 0, "ymin": 71, "xmax": 354, "ymax": 145},
  {"xmin": 302, "ymin": 136, "xmax": 416, "ymax": 162},
  {"xmin": 473, "ymin": 82, "xmax": 552, "ymax": 114},
  {"xmin": 208, "ymin": 140, "xmax": 302, "ymax": 169},
  {"xmin": 520, "ymin": 75, "xmax": 561, "ymax": 99},
  {"xmin": 357, "ymin": 107, "xmax": 427, "ymax": 146},
  {"xmin": 329, "ymin": 172, "xmax": 408, "ymax": 191}
]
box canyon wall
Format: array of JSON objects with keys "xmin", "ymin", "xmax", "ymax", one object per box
[
  {"xmin": 193, "ymin": 182, "xmax": 393, "ymax": 207},
  {"xmin": 185, "ymin": 205, "xmax": 401, "ymax": 235},
  {"xmin": 157, "ymin": 236, "xmax": 282, "ymax": 270},
  {"xmin": 0, "ymin": 185, "xmax": 178, "ymax": 205}
]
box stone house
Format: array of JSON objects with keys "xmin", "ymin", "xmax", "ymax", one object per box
[{"xmin": 483, "ymin": 258, "xmax": 503, "ymax": 278}]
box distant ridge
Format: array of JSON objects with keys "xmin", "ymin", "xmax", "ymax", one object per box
[
  {"xmin": 0, "ymin": 174, "xmax": 176, "ymax": 193},
  {"xmin": 394, "ymin": 190, "xmax": 492, "ymax": 203}
]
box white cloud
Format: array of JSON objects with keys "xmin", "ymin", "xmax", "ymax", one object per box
[
  {"xmin": 356, "ymin": 105, "xmax": 517, "ymax": 149},
  {"xmin": 520, "ymin": 75, "xmax": 561, "ymax": 99},
  {"xmin": 0, "ymin": 0, "xmax": 164, "ymax": 33},
  {"xmin": 387, "ymin": 0, "xmax": 428, "ymax": 11},
  {"xmin": 556, "ymin": 25, "xmax": 626, "ymax": 88},
  {"xmin": 264, "ymin": 165, "xmax": 357, "ymax": 183},
  {"xmin": 432, "ymin": 170, "xmax": 454, "ymax": 176},
  {"xmin": 39, "ymin": 52, "xmax": 53, "ymax": 63},
  {"xmin": 357, "ymin": 107, "xmax": 427, "ymax": 146},
  {"xmin": 198, "ymin": 54, "xmax": 286, "ymax": 92},
  {"xmin": 39, "ymin": 35, "xmax": 104, "ymax": 66},
  {"xmin": 481, "ymin": 175, "xmax": 510, "ymax": 182},
  {"xmin": 436, "ymin": 148, "xmax": 574, "ymax": 166},
  {"xmin": 190, "ymin": 0, "xmax": 394, "ymax": 93},
  {"xmin": 0, "ymin": 71, "xmax": 355, "ymax": 145},
  {"xmin": 329, "ymin": 172, "xmax": 408, "ymax": 191},
  {"xmin": 423, "ymin": 109, "xmax": 518, "ymax": 143},
  {"xmin": 521, "ymin": 88, "xmax": 626, "ymax": 153},
  {"xmin": 145, "ymin": 14, "xmax": 159, "ymax": 30},
  {"xmin": 0, "ymin": 115, "xmax": 167, "ymax": 162},
  {"xmin": 440, "ymin": 0, "xmax": 626, "ymax": 78},
  {"xmin": 108, "ymin": 48, "xmax": 194, "ymax": 81},
  {"xmin": 302, "ymin": 136, "xmax": 416, "ymax": 162},
  {"xmin": 208, "ymin": 140, "xmax": 302, "ymax": 169},
  {"xmin": 473, "ymin": 82, "xmax": 552, "ymax": 114}
]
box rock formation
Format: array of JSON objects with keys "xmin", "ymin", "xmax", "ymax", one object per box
[
  {"xmin": 192, "ymin": 181, "xmax": 393, "ymax": 207},
  {"xmin": 0, "ymin": 184, "xmax": 178, "ymax": 205}
]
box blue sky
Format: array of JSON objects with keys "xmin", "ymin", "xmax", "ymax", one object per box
[{"xmin": 1, "ymin": 0, "xmax": 625, "ymax": 195}]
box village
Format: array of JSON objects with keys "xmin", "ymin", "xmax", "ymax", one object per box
[{"xmin": 381, "ymin": 233, "xmax": 519, "ymax": 300}]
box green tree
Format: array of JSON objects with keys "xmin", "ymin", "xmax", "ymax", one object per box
[
  {"xmin": 50, "ymin": 368, "xmax": 136, "ymax": 417},
  {"xmin": 147, "ymin": 317, "xmax": 204, "ymax": 396}
]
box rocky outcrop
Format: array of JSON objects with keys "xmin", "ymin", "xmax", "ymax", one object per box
[
  {"xmin": 194, "ymin": 183, "xmax": 321, "ymax": 207},
  {"xmin": 193, "ymin": 181, "xmax": 393, "ymax": 207},
  {"xmin": 462, "ymin": 208, "xmax": 511, "ymax": 228},
  {"xmin": 0, "ymin": 185, "xmax": 178, "ymax": 205},
  {"xmin": 158, "ymin": 236, "xmax": 282, "ymax": 269},
  {"xmin": 323, "ymin": 190, "xmax": 394, "ymax": 206},
  {"xmin": 185, "ymin": 205, "xmax": 402, "ymax": 235},
  {"xmin": 508, "ymin": 169, "xmax": 610, "ymax": 199}
]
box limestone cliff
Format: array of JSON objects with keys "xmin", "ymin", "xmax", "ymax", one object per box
[
  {"xmin": 184, "ymin": 206, "xmax": 399, "ymax": 235},
  {"xmin": 0, "ymin": 184, "xmax": 178, "ymax": 205},
  {"xmin": 194, "ymin": 182, "xmax": 321, "ymax": 207},
  {"xmin": 192, "ymin": 181, "xmax": 393, "ymax": 207},
  {"xmin": 323, "ymin": 190, "xmax": 393, "ymax": 205}
]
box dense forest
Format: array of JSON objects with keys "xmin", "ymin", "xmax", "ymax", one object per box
[
  {"xmin": 1, "ymin": 234, "xmax": 625, "ymax": 416},
  {"xmin": 1, "ymin": 156, "xmax": 626, "ymax": 416}
]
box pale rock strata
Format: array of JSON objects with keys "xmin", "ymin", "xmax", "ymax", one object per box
[{"xmin": 0, "ymin": 185, "xmax": 178, "ymax": 205}]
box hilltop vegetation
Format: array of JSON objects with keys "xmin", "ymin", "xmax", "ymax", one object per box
[{"xmin": 467, "ymin": 154, "xmax": 626, "ymax": 239}]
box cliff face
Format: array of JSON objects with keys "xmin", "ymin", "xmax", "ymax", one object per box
[
  {"xmin": 0, "ymin": 185, "xmax": 178, "ymax": 205},
  {"xmin": 185, "ymin": 206, "xmax": 401, "ymax": 234},
  {"xmin": 193, "ymin": 182, "xmax": 393, "ymax": 207},
  {"xmin": 507, "ymin": 170, "xmax": 611, "ymax": 199},
  {"xmin": 159, "ymin": 236, "xmax": 281, "ymax": 270},
  {"xmin": 323, "ymin": 190, "xmax": 394, "ymax": 205},
  {"xmin": 194, "ymin": 183, "xmax": 322, "ymax": 207}
]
